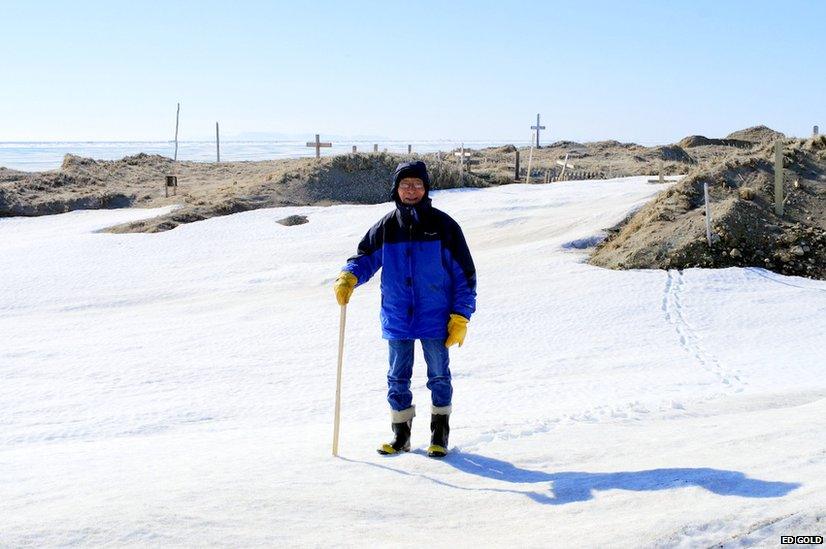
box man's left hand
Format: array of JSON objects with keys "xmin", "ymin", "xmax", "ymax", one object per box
[{"xmin": 445, "ymin": 314, "xmax": 469, "ymax": 348}]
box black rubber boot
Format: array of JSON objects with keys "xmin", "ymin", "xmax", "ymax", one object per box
[
  {"xmin": 428, "ymin": 413, "xmax": 450, "ymax": 458},
  {"xmin": 377, "ymin": 420, "xmax": 412, "ymax": 455}
]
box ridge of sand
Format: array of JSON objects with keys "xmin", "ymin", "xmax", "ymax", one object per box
[{"xmin": 2, "ymin": 127, "xmax": 823, "ymax": 279}]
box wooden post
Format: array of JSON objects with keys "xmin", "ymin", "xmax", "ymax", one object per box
[
  {"xmin": 514, "ymin": 150, "xmax": 520, "ymax": 181},
  {"xmin": 352, "ymin": 145, "xmax": 357, "ymax": 153},
  {"xmin": 525, "ymin": 133, "xmax": 535, "ymax": 184},
  {"xmin": 373, "ymin": 144, "xmax": 378, "ymax": 152},
  {"xmin": 408, "ymin": 144, "xmax": 412, "ymax": 154},
  {"xmin": 815, "ymin": 125, "xmax": 820, "ymax": 136},
  {"xmin": 531, "ymin": 113, "xmax": 546, "ymax": 148},
  {"xmin": 647, "ymin": 161, "xmax": 665, "ymax": 184},
  {"xmin": 173, "ymin": 102, "xmax": 180, "ymax": 161},
  {"xmin": 215, "ymin": 122, "xmax": 220, "ymax": 163},
  {"xmin": 704, "ymin": 181, "xmax": 712, "ymax": 246},
  {"xmin": 165, "ymin": 175, "xmax": 177, "ymax": 198},
  {"xmin": 306, "ymin": 134, "xmax": 332, "ymax": 159},
  {"xmin": 774, "ymin": 141, "xmax": 784, "ymax": 216},
  {"xmin": 168, "ymin": 103, "xmax": 180, "ymax": 197}
]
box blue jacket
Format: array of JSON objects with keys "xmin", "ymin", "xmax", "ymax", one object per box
[{"xmin": 342, "ymin": 196, "xmax": 477, "ymax": 340}]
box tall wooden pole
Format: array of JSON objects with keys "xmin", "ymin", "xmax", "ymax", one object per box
[
  {"xmin": 704, "ymin": 182, "xmax": 712, "ymax": 246},
  {"xmin": 173, "ymin": 103, "xmax": 180, "ymax": 161},
  {"xmin": 774, "ymin": 141, "xmax": 784, "ymax": 216},
  {"xmin": 332, "ymin": 305, "xmax": 347, "ymax": 456},
  {"xmin": 525, "ymin": 133, "xmax": 535, "ymax": 184},
  {"xmin": 215, "ymin": 122, "xmax": 220, "ymax": 163},
  {"xmin": 514, "ymin": 150, "xmax": 520, "ymax": 181}
]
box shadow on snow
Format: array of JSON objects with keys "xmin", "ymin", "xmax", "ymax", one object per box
[{"xmin": 342, "ymin": 450, "xmax": 800, "ymax": 505}]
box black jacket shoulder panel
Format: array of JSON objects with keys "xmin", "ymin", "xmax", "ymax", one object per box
[
  {"xmin": 431, "ymin": 208, "xmax": 476, "ymax": 282},
  {"xmin": 348, "ymin": 210, "xmax": 394, "ymax": 262}
]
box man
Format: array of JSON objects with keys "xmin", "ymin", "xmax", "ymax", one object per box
[{"xmin": 333, "ymin": 160, "xmax": 477, "ymax": 457}]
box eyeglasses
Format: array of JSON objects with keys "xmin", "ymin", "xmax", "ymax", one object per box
[{"xmin": 399, "ymin": 182, "xmax": 425, "ymax": 190}]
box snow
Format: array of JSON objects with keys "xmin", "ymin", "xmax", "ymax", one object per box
[{"xmin": 1, "ymin": 177, "xmax": 824, "ymax": 547}]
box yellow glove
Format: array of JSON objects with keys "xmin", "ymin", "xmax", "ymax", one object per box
[
  {"xmin": 333, "ymin": 271, "xmax": 358, "ymax": 305},
  {"xmin": 445, "ymin": 314, "xmax": 469, "ymax": 348}
]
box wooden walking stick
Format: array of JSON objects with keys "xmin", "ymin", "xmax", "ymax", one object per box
[{"xmin": 332, "ymin": 304, "xmax": 347, "ymax": 456}]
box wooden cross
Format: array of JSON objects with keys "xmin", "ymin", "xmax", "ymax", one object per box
[
  {"xmin": 306, "ymin": 134, "xmax": 332, "ymax": 158},
  {"xmin": 531, "ymin": 113, "xmax": 546, "ymax": 148},
  {"xmin": 454, "ymin": 143, "xmax": 471, "ymax": 176},
  {"xmin": 454, "ymin": 145, "xmax": 471, "ymax": 160},
  {"xmin": 556, "ymin": 154, "xmax": 574, "ymax": 179}
]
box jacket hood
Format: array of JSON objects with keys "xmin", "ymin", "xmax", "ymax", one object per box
[
  {"xmin": 390, "ymin": 160, "xmax": 431, "ymax": 202},
  {"xmin": 395, "ymin": 196, "xmax": 433, "ymax": 227}
]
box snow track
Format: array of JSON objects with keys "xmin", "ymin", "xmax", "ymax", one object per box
[{"xmin": 662, "ymin": 269, "xmax": 745, "ymax": 393}]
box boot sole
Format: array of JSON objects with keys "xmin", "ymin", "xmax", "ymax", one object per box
[
  {"xmin": 426, "ymin": 444, "xmax": 447, "ymax": 458},
  {"xmin": 377, "ymin": 443, "xmax": 411, "ymax": 456}
]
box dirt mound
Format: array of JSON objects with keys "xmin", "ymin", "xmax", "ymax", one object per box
[
  {"xmin": 677, "ymin": 135, "xmax": 753, "ymax": 149},
  {"xmin": 103, "ymin": 152, "xmax": 498, "ymax": 233},
  {"xmin": 678, "ymin": 135, "xmax": 716, "ymax": 148},
  {"xmin": 654, "ymin": 145, "xmax": 696, "ymax": 163},
  {"xmin": 276, "ymin": 215, "xmax": 309, "ymax": 226},
  {"xmin": 0, "ymin": 164, "xmax": 136, "ymax": 217},
  {"xmin": 589, "ymin": 137, "xmax": 826, "ymax": 280},
  {"xmin": 492, "ymin": 144, "xmax": 517, "ymax": 153},
  {"xmin": 726, "ymin": 125, "xmax": 786, "ymax": 143},
  {"xmin": 547, "ymin": 140, "xmax": 586, "ymax": 150}
]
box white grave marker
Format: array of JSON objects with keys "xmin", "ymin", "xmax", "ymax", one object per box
[
  {"xmin": 556, "ymin": 154, "xmax": 574, "ymax": 179},
  {"xmin": 454, "ymin": 143, "xmax": 471, "ymax": 178},
  {"xmin": 648, "ymin": 161, "xmax": 666, "ymax": 184}
]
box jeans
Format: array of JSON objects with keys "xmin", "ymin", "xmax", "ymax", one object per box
[{"xmin": 387, "ymin": 338, "xmax": 452, "ymax": 412}]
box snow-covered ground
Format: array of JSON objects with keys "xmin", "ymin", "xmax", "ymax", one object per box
[{"xmin": 1, "ymin": 177, "xmax": 824, "ymax": 547}]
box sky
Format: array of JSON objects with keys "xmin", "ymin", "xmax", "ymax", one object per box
[{"xmin": 1, "ymin": 0, "xmax": 824, "ymax": 143}]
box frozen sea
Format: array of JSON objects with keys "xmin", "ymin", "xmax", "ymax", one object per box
[{"xmin": 0, "ymin": 140, "xmax": 512, "ymax": 172}]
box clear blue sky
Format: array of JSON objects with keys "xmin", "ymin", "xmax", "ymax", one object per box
[{"xmin": 1, "ymin": 0, "xmax": 823, "ymax": 143}]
